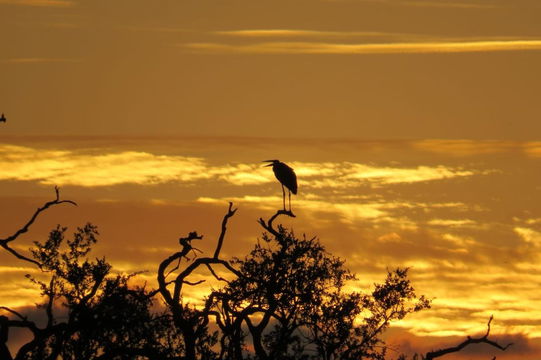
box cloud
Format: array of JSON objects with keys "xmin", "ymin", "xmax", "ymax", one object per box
[
  {"xmin": 514, "ymin": 227, "xmax": 541, "ymax": 247},
  {"xmin": 523, "ymin": 142, "xmax": 541, "ymax": 158},
  {"xmin": 198, "ymin": 196, "xmax": 468, "ymax": 228},
  {"xmin": 0, "ymin": 0, "xmax": 74, "ymax": 7},
  {"xmin": 341, "ymin": 163, "xmax": 474, "ymax": 185},
  {"xmin": 213, "ymin": 29, "xmax": 409, "ymax": 39},
  {"xmin": 428, "ymin": 218, "xmax": 477, "ymax": 227},
  {"xmin": 0, "ymin": 144, "xmax": 479, "ymax": 188},
  {"xmin": 412, "ymin": 139, "xmax": 519, "ymax": 156},
  {"xmin": 0, "ymin": 266, "xmax": 42, "ymax": 308},
  {"xmin": 3, "ymin": 138, "xmax": 541, "ymax": 345},
  {"xmin": 0, "ymin": 145, "xmax": 210, "ymax": 186},
  {"xmin": 183, "ymin": 39, "xmax": 541, "ymax": 55}
]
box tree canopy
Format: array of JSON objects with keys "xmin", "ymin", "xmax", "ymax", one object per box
[{"xmin": 0, "ymin": 190, "xmax": 511, "ymax": 360}]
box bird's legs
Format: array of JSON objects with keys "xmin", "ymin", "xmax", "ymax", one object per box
[
  {"xmin": 289, "ymin": 190, "xmax": 293, "ymax": 213},
  {"xmin": 281, "ymin": 184, "xmax": 286, "ymax": 211}
]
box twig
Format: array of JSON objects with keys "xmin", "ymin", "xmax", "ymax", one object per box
[
  {"xmin": 183, "ymin": 279, "xmax": 206, "ymax": 286},
  {"xmin": 205, "ymin": 263, "xmax": 229, "ymax": 283},
  {"xmin": 165, "ymin": 258, "xmax": 182, "ymax": 278}
]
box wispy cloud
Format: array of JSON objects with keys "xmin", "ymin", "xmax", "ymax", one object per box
[
  {"xmin": 514, "ymin": 227, "xmax": 541, "ymax": 247},
  {"xmin": 428, "ymin": 219, "xmax": 477, "ymax": 227},
  {"xmin": 414, "ymin": 140, "xmax": 541, "ymax": 158},
  {"xmin": 0, "ymin": 145, "xmax": 209, "ymax": 186},
  {"xmin": 412, "ymin": 139, "xmax": 520, "ymax": 156},
  {"xmin": 0, "ymin": 0, "xmax": 74, "ymax": 7},
  {"xmin": 183, "ymin": 39, "xmax": 541, "ymax": 55},
  {"xmin": 0, "ymin": 145, "xmax": 479, "ymax": 188},
  {"xmin": 214, "ymin": 29, "xmax": 408, "ymax": 39}
]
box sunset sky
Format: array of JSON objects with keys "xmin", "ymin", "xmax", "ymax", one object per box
[{"xmin": 1, "ymin": 0, "xmax": 541, "ymax": 358}]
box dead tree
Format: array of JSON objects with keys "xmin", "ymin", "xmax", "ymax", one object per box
[
  {"xmin": 424, "ymin": 316, "xmax": 512, "ymax": 360},
  {"xmin": 156, "ymin": 202, "xmax": 242, "ymax": 360}
]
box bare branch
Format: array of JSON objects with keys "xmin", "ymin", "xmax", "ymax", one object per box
[
  {"xmin": 425, "ymin": 316, "xmax": 512, "ymax": 360},
  {"xmin": 155, "ymin": 204, "xmax": 242, "ymax": 359},
  {"xmin": 0, "ymin": 187, "xmax": 77, "ymax": 268},
  {"xmin": 0, "ymin": 186, "xmax": 77, "ymax": 245},
  {"xmin": 165, "ymin": 258, "xmax": 182, "ymax": 278},
  {"xmin": 0, "ymin": 245, "xmax": 42, "ymax": 268},
  {"xmin": 258, "ymin": 209, "xmax": 296, "ymax": 238},
  {"xmin": 183, "ymin": 279, "xmax": 206, "ymax": 286},
  {"xmin": 214, "ymin": 202, "xmax": 237, "ymax": 259},
  {"xmin": 205, "ymin": 263, "xmax": 229, "ymax": 283},
  {"xmin": 0, "ymin": 307, "xmax": 27, "ymax": 322},
  {"xmin": 0, "ymin": 308, "xmax": 39, "ymax": 334}
]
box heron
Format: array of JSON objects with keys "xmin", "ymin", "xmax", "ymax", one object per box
[
  {"xmin": 263, "ymin": 160, "xmax": 297, "ymax": 212},
  {"xmin": 0, "ymin": 113, "xmax": 5, "ymax": 123}
]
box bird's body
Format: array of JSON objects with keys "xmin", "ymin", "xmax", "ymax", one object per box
[
  {"xmin": 264, "ymin": 160, "xmax": 298, "ymax": 212},
  {"xmin": 0, "ymin": 113, "xmax": 5, "ymax": 123}
]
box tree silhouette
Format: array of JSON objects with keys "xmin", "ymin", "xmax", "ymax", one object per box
[
  {"xmin": 0, "ymin": 189, "xmax": 513, "ymax": 359},
  {"xmin": 0, "ymin": 190, "xmax": 180, "ymax": 359},
  {"xmin": 155, "ymin": 202, "xmax": 240, "ymax": 360}
]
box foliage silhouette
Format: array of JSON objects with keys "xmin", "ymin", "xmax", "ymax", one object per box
[{"xmin": 0, "ymin": 189, "xmax": 512, "ymax": 360}]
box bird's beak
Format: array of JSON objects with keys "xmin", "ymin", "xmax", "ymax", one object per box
[{"xmin": 262, "ymin": 160, "xmax": 274, "ymax": 167}]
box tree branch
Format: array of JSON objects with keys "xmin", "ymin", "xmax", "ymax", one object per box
[
  {"xmin": 183, "ymin": 279, "xmax": 206, "ymax": 286},
  {"xmin": 0, "ymin": 307, "xmax": 27, "ymax": 322},
  {"xmin": 0, "ymin": 308, "xmax": 39, "ymax": 334},
  {"xmin": 205, "ymin": 263, "xmax": 229, "ymax": 283},
  {"xmin": 258, "ymin": 210, "xmax": 296, "ymax": 238},
  {"xmin": 0, "ymin": 186, "xmax": 77, "ymax": 268},
  {"xmin": 214, "ymin": 202, "xmax": 237, "ymax": 259},
  {"xmin": 425, "ymin": 316, "xmax": 512, "ymax": 360}
]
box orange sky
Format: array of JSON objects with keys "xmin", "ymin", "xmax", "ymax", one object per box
[{"xmin": 2, "ymin": 0, "xmax": 541, "ymax": 358}]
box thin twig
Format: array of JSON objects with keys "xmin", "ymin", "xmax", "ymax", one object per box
[
  {"xmin": 205, "ymin": 263, "xmax": 229, "ymax": 283},
  {"xmin": 183, "ymin": 279, "xmax": 206, "ymax": 286}
]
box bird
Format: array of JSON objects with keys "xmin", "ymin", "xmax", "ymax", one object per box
[
  {"xmin": 0, "ymin": 113, "xmax": 5, "ymax": 123},
  {"xmin": 263, "ymin": 160, "xmax": 297, "ymax": 212}
]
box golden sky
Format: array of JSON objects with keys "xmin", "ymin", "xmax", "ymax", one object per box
[{"xmin": 2, "ymin": 0, "xmax": 541, "ymax": 358}]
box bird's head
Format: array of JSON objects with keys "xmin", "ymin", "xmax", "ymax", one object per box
[{"xmin": 263, "ymin": 160, "xmax": 279, "ymax": 167}]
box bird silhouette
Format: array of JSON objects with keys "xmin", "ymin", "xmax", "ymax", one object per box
[
  {"xmin": 0, "ymin": 113, "xmax": 5, "ymax": 123},
  {"xmin": 264, "ymin": 160, "xmax": 297, "ymax": 212}
]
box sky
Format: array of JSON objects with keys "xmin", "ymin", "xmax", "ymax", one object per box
[{"xmin": 1, "ymin": 0, "xmax": 541, "ymax": 358}]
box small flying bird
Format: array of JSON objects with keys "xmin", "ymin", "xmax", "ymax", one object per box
[
  {"xmin": 263, "ymin": 160, "xmax": 297, "ymax": 212},
  {"xmin": 0, "ymin": 113, "xmax": 5, "ymax": 123}
]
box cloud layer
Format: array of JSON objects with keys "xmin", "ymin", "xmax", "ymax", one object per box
[
  {"xmin": 184, "ymin": 39, "xmax": 541, "ymax": 55},
  {"xmin": 1, "ymin": 138, "xmax": 541, "ymax": 345},
  {"xmin": 0, "ymin": 144, "xmax": 478, "ymax": 188}
]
